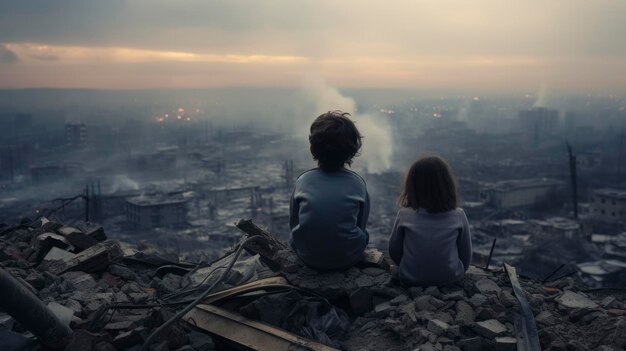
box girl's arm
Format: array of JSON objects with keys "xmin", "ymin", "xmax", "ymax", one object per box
[
  {"xmin": 388, "ymin": 211, "xmax": 405, "ymax": 265},
  {"xmin": 457, "ymin": 208, "xmax": 472, "ymax": 271}
]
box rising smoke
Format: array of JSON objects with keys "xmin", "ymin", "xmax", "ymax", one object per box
[
  {"xmin": 533, "ymin": 82, "xmax": 548, "ymax": 107},
  {"xmin": 108, "ymin": 174, "xmax": 140, "ymax": 193},
  {"xmin": 302, "ymin": 77, "xmax": 393, "ymax": 174}
]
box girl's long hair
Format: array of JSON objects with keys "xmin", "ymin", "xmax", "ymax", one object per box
[{"xmin": 397, "ymin": 154, "xmax": 459, "ymax": 213}]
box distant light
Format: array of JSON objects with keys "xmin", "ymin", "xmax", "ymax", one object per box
[
  {"xmin": 186, "ymin": 117, "xmax": 191, "ymax": 121},
  {"xmin": 196, "ymin": 109, "xmax": 201, "ymax": 113},
  {"xmin": 165, "ymin": 114, "xmax": 169, "ymax": 118},
  {"xmin": 157, "ymin": 117, "xmax": 164, "ymax": 122},
  {"xmin": 177, "ymin": 115, "xmax": 182, "ymax": 120},
  {"xmin": 178, "ymin": 108, "xmax": 184, "ymax": 113},
  {"xmin": 473, "ymin": 97, "xmax": 480, "ymax": 101}
]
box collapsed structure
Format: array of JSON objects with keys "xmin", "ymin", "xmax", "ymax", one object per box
[{"xmin": 0, "ymin": 217, "xmax": 624, "ymax": 351}]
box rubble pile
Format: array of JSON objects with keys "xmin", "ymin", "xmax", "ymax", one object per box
[
  {"xmin": 0, "ymin": 217, "xmax": 625, "ymax": 351},
  {"xmin": 275, "ymin": 248, "xmax": 626, "ymax": 351},
  {"xmin": 337, "ymin": 267, "xmax": 625, "ymax": 351},
  {"xmin": 0, "ymin": 218, "xmax": 215, "ymax": 351}
]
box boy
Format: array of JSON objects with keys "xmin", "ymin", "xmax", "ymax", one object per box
[{"xmin": 289, "ymin": 110, "xmax": 370, "ymax": 270}]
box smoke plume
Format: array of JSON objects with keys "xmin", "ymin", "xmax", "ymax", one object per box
[{"xmin": 302, "ymin": 77, "xmax": 392, "ymax": 174}]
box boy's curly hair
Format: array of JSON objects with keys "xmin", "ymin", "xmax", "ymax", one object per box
[{"xmin": 309, "ymin": 110, "xmax": 363, "ymax": 172}]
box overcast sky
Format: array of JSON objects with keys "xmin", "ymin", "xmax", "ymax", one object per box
[{"xmin": 0, "ymin": 1, "xmax": 625, "ymax": 92}]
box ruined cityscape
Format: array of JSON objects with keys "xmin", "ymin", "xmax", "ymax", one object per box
[
  {"xmin": 1, "ymin": 1, "xmax": 626, "ymax": 350},
  {"xmin": 2, "ymin": 89, "xmax": 624, "ymax": 287},
  {"xmin": 0, "ymin": 88, "xmax": 625, "ymax": 350}
]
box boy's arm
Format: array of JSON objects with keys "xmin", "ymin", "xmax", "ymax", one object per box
[
  {"xmin": 388, "ymin": 211, "xmax": 404, "ymax": 265},
  {"xmin": 457, "ymin": 209, "xmax": 472, "ymax": 271},
  {"xmin": 289, "ymin": 188, "xmax": 299, "ymax": 230},
  {"xmin": 357, "ymin": 190, "xmax": 371, "ymax": 242}
]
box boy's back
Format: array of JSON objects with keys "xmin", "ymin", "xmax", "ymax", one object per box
[{"xmin": 289, "ymin": 168, "xmax": 370, "ymax": 270}]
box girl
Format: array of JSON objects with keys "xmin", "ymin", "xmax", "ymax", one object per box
[{"xmin": 388, "ymin": 155, "xmax": 471, "ymax": 286}]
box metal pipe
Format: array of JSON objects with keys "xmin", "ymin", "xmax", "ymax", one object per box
[
  {"xmin": 541, "ymin": 263, "xmax": 565, "ymax": 283},
  {"xmin": 0, "ymin": 267, "xmax": 73, "ymax": 350},
  {"xmin": 485, "ymin": 238, "xmax": 497, "ymax": 269}
]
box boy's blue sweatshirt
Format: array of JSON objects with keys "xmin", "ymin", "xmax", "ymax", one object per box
[
  {"xmin": 289, "ymin": 168, "xmax": 370, "ymax": 270},
  {"xmin": 388, "ymin": 207, "xmax": 472, "ymax": 286}
]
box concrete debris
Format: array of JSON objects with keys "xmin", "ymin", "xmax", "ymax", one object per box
[
  {"xmin": 474, "ymin": 319, "xmax": 507, "ymax": 338},
  {"xmin": 474, "ymin": 278, "xmax": 502, "ymax": 295},
  {"xmin": 555, "ymin": 290, "xmax": 599, "ymax": 309},
  {"xmin": 0, "ymin": 217, "xmax": 625, "ymax": 350},
  {"xmin": 427, "ymin": 319, "xmax": 450, "ymax": 335},
  {"xmin": 494, "ymin": 336, "xmax": 516, "ymax": 351}
]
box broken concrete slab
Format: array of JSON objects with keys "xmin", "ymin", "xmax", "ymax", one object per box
[
  {"xmin": 494, "ymin": 336, "xmax": 516, "ymax": 351},
  {"xmin": 468, "ymin": 293, "xmax": 488, "ymax": 308},
  {"xmin": 556, "ymin": 290, "xmax": 599, "ymax": 309},
  {"xmin": 535, "ymin": 310, "xmax": 557, "ymax": 326},
  {"xmin": 473, "ymin": 319, "xmax": 506, "ymax": 338},
  {"xmin": 390, "ymin": 294, "xmax": 409, "ymax": 306},
  {"xmin": 457, "ymin": 337, "xmax": 482, "ymax": 351},
  {"xmin": 427, "ymin": 319, "xmax": 450, "ymax": 336},
  {"xmin": 61, "ymin": 271, "xmax": 97, "ymax": 291},
  {"xmin": 43, "ymin": 240, "xmax": 123, "ymax": 275},
  {"xmin": 64, "ymin": 231, "xmax": 99, "ymax": 251},
  {"xmin": 474, "ymin": 279, "xmax": 501, "ymax": 295},
  {"xmin": 42, "ymin": 246, "xmax": 76, "ymax": 262},
  {"xmin": 415, "ymin": 296, "xmax": 437, "ymax": 312},
  {"xmin": 108, "ymin": 264, "xmax": 138, "ymax": 281},
  {"xmin": 454, "ymin": 300, "xmax": 475, "ymax": 326},
  {"xmin": 47, "ymin": 301, "xmax": 74, "ymax": 327},
  {"xmin": 374, "ymin": 301, "xmax": 393, "ymax": 318}
]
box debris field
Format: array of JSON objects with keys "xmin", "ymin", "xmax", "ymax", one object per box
[{"xmin": 0, "ymin": 217, "xmax": 625, "ymax": 351}]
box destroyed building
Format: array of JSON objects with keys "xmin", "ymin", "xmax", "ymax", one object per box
[
  {"xmin": 0, "ymin": 217, "xmax": 625, "ymax": 351},
  {"xmin": 479, "ymin": 178, "xmax": 565, "ymax": 209},
  {"xmin": 125, "ymin": 196, "xmax": 188, "ymax": 229}
]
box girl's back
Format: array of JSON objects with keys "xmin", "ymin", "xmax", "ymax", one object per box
[
  {"xmin": 389, "ymin": 154, "xmax": 472, "ymax": 286},
  {"xmin": 389, "ymin": 207, "xmax": 471, "ymax": 286}
]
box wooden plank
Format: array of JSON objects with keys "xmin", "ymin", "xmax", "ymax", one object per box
[
  {"xmin": 184, "ymin": 304, "xmax": 339, "ymax": 351},
  {"xmin": 503, "ymin": 263, "xmax": 542, "ymax": 351},
  {"xmin": 234, "ymin": 219, "xmax": 287, "ymax": 271},
  {"xmin": 201, "ymin": 276, "xmax": 292, "ymax": 304}
]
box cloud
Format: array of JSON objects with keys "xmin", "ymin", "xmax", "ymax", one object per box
[
  {"xmin": 30, "ymin": 53, "xmax": 58, "ymax": 61},
  {"xmin": 0, "ymin": 44, "xmax": 18, "ymax": 63},
  {"xmin": 0, "ymin": 1, "xmax": 625, "ymax": 91}
]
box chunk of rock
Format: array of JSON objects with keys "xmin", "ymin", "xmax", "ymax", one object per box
[
  {"xmin": 457, "ymin": 337, "xmax": 482, "ymax": 351},
  {"xmin": 374, "ymin": 301, "xmax": 393, "ymax": 318},
  {"xmin": 535, "ymin": 310, "xmax": 557, "ymax": 326},
  {"xmin": 415, "ymin": 296, "xmax": 437, "ymax": 312},
  {"xmin": 47, "ymin": 302, "xmax": 74, "ymax": 326},
  {"xmin": 61, "ymin": 271, "xmax": 97, "ymax": 291},
  {"xmin": 349, "ymin": 287, "xmax": 373, "ymax": 315},
  {"xmin": 475, "ymin": 279, "xmax": 501, "ymax": 295},
  {"xmin": 108, "ymin": 264, "xmax": 138, "ymax": 281},
  {"xmin": 555, "ymin": 291, "xmax": 599, "ymax": 309},
  {"xmin": 474, "ymin": 319, "xmax": 507, "ymax": 338},
  {"xmin": 455, "ymin": 300, "xmax": 475, "ymax": 326},
  {"xmin": 390, "ymin": 294, "xmax": 409, "ymax": 306},
  {"xmin": 495, "ymin": 336, "xmax": 517, "ymax": 351},
  {"xmin": 469, "ymin": 293, "xmax": 488, "ymax": 308},
  {"xmin": 443, "ymin": 290, "xmax": 465, "ymax": 301},
  {"xmin": 427, "ymin": 319, "xmax": 450, "ymax": 336}
]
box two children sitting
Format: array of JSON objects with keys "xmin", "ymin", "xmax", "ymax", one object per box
[{"xmin": 289, "ymin": 111, "xmax": 472, "ymax": 286}]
